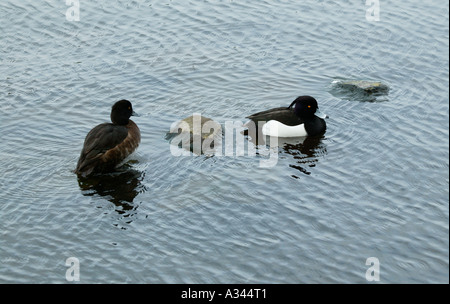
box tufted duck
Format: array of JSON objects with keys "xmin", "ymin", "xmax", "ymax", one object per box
[{"xmin": 246, "ymin": 96, "xmax": 327, "ymax": 137}]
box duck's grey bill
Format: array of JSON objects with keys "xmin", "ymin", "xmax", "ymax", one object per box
[{"xmin": 315, "ymin": 109, "xmax": 328, "ymax": 119}]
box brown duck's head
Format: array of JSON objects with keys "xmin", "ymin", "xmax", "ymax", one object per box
[{"xmin": 110, "ymin": 100, "xmax": 138, "ymax": 125}]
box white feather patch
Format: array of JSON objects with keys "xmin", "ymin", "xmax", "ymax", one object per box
[{"xmin": 262, "ymin": 120, "xmax": 308, "ymax": 137}]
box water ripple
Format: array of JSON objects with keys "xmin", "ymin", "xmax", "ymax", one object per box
[{"xmin": 1, "ymin": 0, "xmax": 448, "ymax": 283}]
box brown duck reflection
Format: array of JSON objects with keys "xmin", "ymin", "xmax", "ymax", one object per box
[{"xmin": 77, "ymin": 165, "xmax": 146, "ymax": 227}]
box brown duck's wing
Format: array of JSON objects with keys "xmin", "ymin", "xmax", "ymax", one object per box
[
  {"xmin": 75, "ymin": 123, "xmax": 128, "ymax": 176},
  {"xmin": 246, "ymin": 107, "xmax": 303, "ymax": 126}
]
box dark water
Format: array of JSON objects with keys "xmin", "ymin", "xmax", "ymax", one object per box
[{"xmin": 0, "ymin": 0, "xmax": 448, "ymax": 283}]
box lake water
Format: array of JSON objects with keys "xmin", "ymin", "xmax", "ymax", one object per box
[{"xmin": 0, "ymin": 0, "xmax": 448, "ymax": 283}]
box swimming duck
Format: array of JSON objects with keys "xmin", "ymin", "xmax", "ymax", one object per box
[
  {"xmin": 246, "ymin": 96, "xmax": 327, "ymax": 137},
  {"xmin": 75, "ymin": 100, "xmax": 141, "ymax": 177}
]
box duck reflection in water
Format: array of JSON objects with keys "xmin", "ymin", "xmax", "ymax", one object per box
[
  {"xmin": 246, "ymin": 132, "xmax": 327, "ymax": 177},
  {"xmin": 281, "ymin": 136, "xmax": 327, "ymax": 178},
  {"xmin": 77, "ymin": 165, "xmax": 147, "ymax": 227}
]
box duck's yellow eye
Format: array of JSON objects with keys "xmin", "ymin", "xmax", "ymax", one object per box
[{"xmin": 307, "ymin": 105, "xmax": 311, "ymax": 108}]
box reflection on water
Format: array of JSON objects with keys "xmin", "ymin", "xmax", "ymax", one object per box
[
  {"xmin": 77, "ymin": 165, "xmax": 147, "ymax": 228},
  {"xmin": 245, "ymin": 125, "xmax": 327, "ymax": 177},
  {"xmin": 280, "ymin": 136, "xmax": 327, "ymax": 178}
]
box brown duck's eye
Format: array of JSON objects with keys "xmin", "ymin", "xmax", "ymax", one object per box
[{"xmin": 128, "ymin": 107, "xmax": 131, "ymax": 110}]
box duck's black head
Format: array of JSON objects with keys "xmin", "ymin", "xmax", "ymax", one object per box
[
  {"xmin": 288, "ymin": 96, "xmax": 320, "ymax": 119},
  {"xmin": 110, "ymin": 100, "xmax": 137, "ymax": 125}
]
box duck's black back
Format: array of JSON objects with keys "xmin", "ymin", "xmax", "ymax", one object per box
[{"xmin": 246, "ymin": 107, "xmax": 303, "ymax": 126}]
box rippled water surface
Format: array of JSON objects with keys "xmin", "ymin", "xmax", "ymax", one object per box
[{"xmin": 1, "ymin": 0, "xmax": 448, "ymax": 283}]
